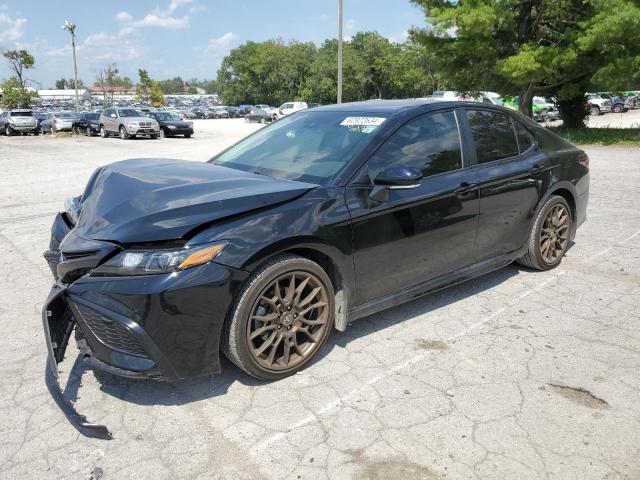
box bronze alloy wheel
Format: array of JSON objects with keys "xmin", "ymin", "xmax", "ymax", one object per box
[
  {"xmin": 517, "ymin": 195, "xmax": 573, "ymax": 270},
  {"xmin": 539, "ymin": 203, "xmax": 570, "ymax": 264},
  {"xmin": 246, "ymin": 271, "xmax": 329, "ymax": 371}
]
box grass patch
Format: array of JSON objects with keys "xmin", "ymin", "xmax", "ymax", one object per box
[{"xmin": 550, "ymin": 127, "xmax": 640, "ymax": 146}]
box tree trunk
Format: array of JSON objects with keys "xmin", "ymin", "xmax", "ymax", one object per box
[
  {"xmin": 557, "ymin": 93, "xmax": 588, "ymax": 129},
  {"xmin": 519, "ymin": 84, "xmax": 535, "ymax": 118}
]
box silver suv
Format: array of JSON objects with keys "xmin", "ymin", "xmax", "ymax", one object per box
[
  {"xmin": 99, "ymin": 107, "xmax": 160, "ymax": 140},
  {"xmin": 0, "ymin": 109, "xmax": 39, "ymax": 136}
]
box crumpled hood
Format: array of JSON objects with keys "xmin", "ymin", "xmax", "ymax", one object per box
[{"xmin": 75, "ymin": 158, "xmax": 317, "ymax": 243}]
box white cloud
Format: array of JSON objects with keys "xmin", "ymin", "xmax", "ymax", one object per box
[
  {"xmin": 0, "ymin": 10, "xmax": 27, "ymax": 42},
  {"xmin": 115, "ymin": 11, "xmax": 133, "ymax": 23},
  {"xmin": 203, "ymin": 32, "xmax": 238, "ymax": 56},
  {"xmin": 119, "ymin": 0, "xmax": 197, "ymax": 30},
  {"xmin": 132, "ymin": 13, "xmax": 188, "ymax": 29}
]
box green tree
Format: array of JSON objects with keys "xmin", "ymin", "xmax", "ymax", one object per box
[
  {"xmin": 410, "ymin": 0, "xmax": 640, "ymax": 126},
  {"xmin": 55, "ymin": 78, "xmax": 67, "ymax": 89},
  {"xmin": 3, "ymin": 49, "xmax": 35, "ymax": 88},
  {"xmin": 95, "ymin": 64, "xmax": 131, "ymax": 106},
  {"xmin": 157, "ymin": 77, "xmax": 185, "ymax": 94},
  {"xmin": 0, "ymin": 76, "xmax": 38, "ymax": 109},
  {"xmin": 136, "ymin": 69, "xmax": 166, "ymax": 107}
]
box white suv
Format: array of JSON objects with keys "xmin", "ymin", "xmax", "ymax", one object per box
[{"xmin": 271, "ymin": 102, "xmax": 308, "ymax": 121}]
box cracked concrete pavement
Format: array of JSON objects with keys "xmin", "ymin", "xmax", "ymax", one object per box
[{"xmin": 1, "ymin": 120, "xmax": 639, "ymax": 479}]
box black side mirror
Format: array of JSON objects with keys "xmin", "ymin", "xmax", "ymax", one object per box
[{"xmin": 370, "ymin": 164, "xmax": 423, "ymax": 202}]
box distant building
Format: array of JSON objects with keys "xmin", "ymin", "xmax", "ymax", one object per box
[
  {"xmin": 89, "ymin": 85, "xmax": 138, "ymax": 96},
  {"xmin": 37, "ymin": 89, "xmax": 92, "ymax": 101}
]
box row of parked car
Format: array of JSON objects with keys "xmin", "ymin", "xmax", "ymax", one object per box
[
  {"xmin": 0, "ymin": 108, "xmax": 191, "ymax": 139},
  {"xmin": 430, "ymin": 90, "xmax": 640, "ymax": 121},
  {"xmin": 0, "ymin": 101, "xmax": 322, "ymax": 139}
]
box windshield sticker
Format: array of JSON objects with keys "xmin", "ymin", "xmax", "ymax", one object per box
[{"xmin": 340, "ymin": 116, "xmax": 386, "ymax": 133}]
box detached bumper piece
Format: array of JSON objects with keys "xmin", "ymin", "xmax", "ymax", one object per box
[{"xmin": 43, "ymin": 285, "xmax": 113, "ymax": 440}]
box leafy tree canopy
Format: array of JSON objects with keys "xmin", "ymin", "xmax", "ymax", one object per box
[
  {"xmin": 410, "ymin": 0, "xmax": 640, "ymax": 123},
  {"xmin": 0, "ymin": 76, "xmax": 38, "ymax": 109}
]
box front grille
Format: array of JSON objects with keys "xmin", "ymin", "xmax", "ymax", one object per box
[
  {"xmin": 139, "ymin": 121, "xmax": 152, "ymax": 127},
  {"xmin": 73, "ymin": 302, "xmax": 148, "ymax": 357}
]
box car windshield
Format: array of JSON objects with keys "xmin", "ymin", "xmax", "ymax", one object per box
[
  {"xmin": 211, "ymin": 111, "xmax": 388, "ymax": 184},
  {"xmin": 118, "ymin": 109, "xmax": 140, "ymax": 117},
  {"xmin": 155, "ymin": 112, "xmax": 181, "ymax": 121},
  {"xmin": 85, "ymin": 113, "xmax": 100, "ymax": 120},
  {"xmin": 11, "ymin": 111, "xmax": 32, "ymax": 116}
]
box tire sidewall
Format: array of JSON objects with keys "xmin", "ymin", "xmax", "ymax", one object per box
[
  {"xmin": 531, "ymin": 196, "xmax": 572, "ymax": 270},
  {"xmin": 226, "ymin": 256, "xmax": 335, "ymax": 380}
]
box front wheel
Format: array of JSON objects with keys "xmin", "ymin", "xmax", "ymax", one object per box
[
  {"xmin": 613, "ymin": 104, "xmax": 623, "ymax": 113},
  {"xmin": 589, "ymin": 107, "xmax": 600, "ymax": 116},
  {"xmin": 5, "ymin": 125, "xmax": 12, "ymax": 136},
  {"xmin": 222, "ymin": 255, "xmax": 334, "ymax": 380},
  {"xmin": 119, "ymin": 126, "xmax": 129, "ymax": 140},
  {"xmin": 517, "ymin": 196, "xmax": 572, "ymax": 270},
  {"xmin": 185, "ymin": 133, "xmax": 191, "ymax": 138},
  {"xmin": 86, "ymin": 126, "xmax": 92, "ymax": 136},
  {"xmin": 100, "ymin": 125, "xmax": 108, "ymax": 138}
]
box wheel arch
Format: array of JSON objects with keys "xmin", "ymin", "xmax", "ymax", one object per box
[
  {"xmin": 536, "ymin": 181, "xmax": 578, "ymax": 239},
  {"xmin": 241, "ymin": 238, "xmax": 352, "ymax": 332}
]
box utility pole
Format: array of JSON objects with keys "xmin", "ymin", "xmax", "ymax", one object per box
[
  {"xmin": 62, "ymin": 20, "xmax": 80, "ymax": 112},
  {"xmin": 337, "ymin": 0, "xmax": 343, "ymax": 104}
]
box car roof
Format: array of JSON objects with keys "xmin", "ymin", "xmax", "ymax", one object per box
[
  {"xmin": 315, "ymin": 99, "xmax": 451, "ymax": 112},
  {"xmin": 313, "ymin": 98, "xmax": 487, "ymax": 114}
]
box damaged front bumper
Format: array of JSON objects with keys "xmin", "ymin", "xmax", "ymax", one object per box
[
  {"xmin": 42, "ymin": 214, "xmax": 249, "ymax": 438},
  {"xmin": 43, "ymin": 283, "xmax": 112, "ymax": 439}
]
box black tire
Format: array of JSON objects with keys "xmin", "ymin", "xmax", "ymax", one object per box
[
  {"xmin": 517, "ymin": 195, "xmax": 572, "ymax": 270},
  {"xmin": 159, "ymin": 128, "xmax": 166, "ymax": 138},
  {"xmin": 185, "ymin": 134, "xmax": 191, "ymax": 138},
  {"xmin": 86, "ymin": 126, "xmax": 92, "ymax": 137},
  {"xmin": 5, "ymin": 125, "xmax": 13, "ymax": 136},
  {"xmin": 150, "ymin": 133, "xmax": 158, "ymax": 139},
  {"xmin": 222, "ymin": 254, "xmax": 335, "ymax": 380},
  {"xmin": 119, "ymin": 126, "xmax": 129, "ymax": 140},
  {"xmin": 613, "ymin": 104, "xmax": 623, "ymax": 113},
  {"xmin": 100, "ymin": 125, "xmax": 108, "ymax": 138},
  {"xmin": 589, "ymin": 106, "xmax": 600, "ymax": 116}
]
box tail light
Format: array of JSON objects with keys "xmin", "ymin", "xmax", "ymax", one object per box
[{"xmin": 578, "ymin": 152, "xmax": 589, "ymax": 168}]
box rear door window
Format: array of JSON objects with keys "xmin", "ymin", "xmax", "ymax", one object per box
[{"xmin": 466, "ymin": 110, "xmax": 519, "ymax": 163}]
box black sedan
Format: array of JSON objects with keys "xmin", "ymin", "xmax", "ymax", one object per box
[
  {"xmin": 149, "ymin": 112, "xmax": 194, "ymax": 138},
  {"xmin": 42, "ymin": 100, "xmax": 588, "ymax": 438},
  {"xmin": 72, "ymin": 112, "xmax": 101, "ymax": 136},
  {"xmin": 244, "ymin": 107, "xmax": 272, "ymax": 123}
]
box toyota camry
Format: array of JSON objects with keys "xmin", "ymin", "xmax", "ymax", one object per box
[{"xmin": 42, "ymin": 100, "xmax": 589, "ymax": 437}]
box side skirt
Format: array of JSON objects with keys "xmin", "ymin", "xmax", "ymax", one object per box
[{"xmin": 347, "ymin": 248, "xmax": 525, "ymax": 323}]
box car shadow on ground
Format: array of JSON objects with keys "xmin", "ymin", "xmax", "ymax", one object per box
[{"xmin": 60, "ymin": 261, "xmax": 542, "ymax": 412}]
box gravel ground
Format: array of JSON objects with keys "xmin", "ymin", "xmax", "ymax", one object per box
[
  {"xmin": 543, "ymin": 107, "xmax": 640, "ymax": 128},
  {"xmin": 1, "ymin": 119, "xmax": 639, "ymax": 480}
]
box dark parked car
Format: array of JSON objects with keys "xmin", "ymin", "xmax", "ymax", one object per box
[
  {"xmin": 244, "ymin": 107, "xmax": 272, "ymax": 123},
  {"xmin": 237, "ymin": 104, "xmax": 254, "ymax": 116},
  {"xmin": 226, "ymin": 106, "xmax": 241, "ymax": 118},
  {"xmin": 149, "ymin": 111, "xmax": 194, "ymax": 138},
  {"xmin": 72, "ymin": 112, "xmax": 101, "ymax": 136},
  {"xmin": 42, "ymin": 100, "xmax": 589, "ymax": 438},
  {"xmin": 597, "ymin": 93, "xmax": 628, "ymax": 113}
]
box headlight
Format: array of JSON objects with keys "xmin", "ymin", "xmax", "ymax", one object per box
[
  {"xmin": 167, "ymin": 124, "xmax": 177, "ymax": 129},
  {"xmin": 93, "ymin": 243, "xmax": 226, "ymax": 276},
  {"xmin": 127, "ymin": 121, "xmax": 139, "ymax": 127}
]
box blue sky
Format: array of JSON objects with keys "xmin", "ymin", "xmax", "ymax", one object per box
[{"xmin": 0, "ymin": 1, "xmax": 423, "ymax": 88}]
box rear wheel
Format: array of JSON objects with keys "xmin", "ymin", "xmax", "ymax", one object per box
[
  {"xmin": 5, "ymin": 125, "xmax": 12, "ymax": 136},
  {"xmin": 100, "ymin": 125, "xmax": 108, "ymax": 138},
  {"xmin": 86, "ymin": 126, "xmax": 92, "ymax": 136},
  {"xmin": 613, "ymin": 104, "xmax": 623, "ymax": 113},
  {"xmin": 517, "ymin": 196, "xmax": 572, "ymax": 270},
  {"xmin": 222, "ymin": 255, "xmax": 334, "ymax": 380}
]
